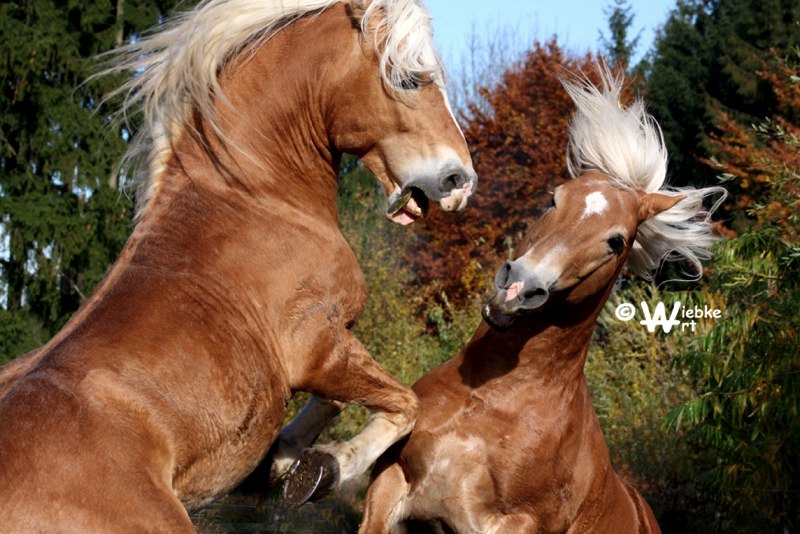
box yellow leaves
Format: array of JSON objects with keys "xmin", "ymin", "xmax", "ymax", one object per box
[{"xmin": 457, "ymin": 260, "xmax": 492, "ymax": 299}]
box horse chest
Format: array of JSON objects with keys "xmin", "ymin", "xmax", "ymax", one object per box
[
  {"xmin": 410, "ymin": 392, "xmax": 584, "ymax": 521},
  {"xmin": 284, "ymin": 232, "xmax": 366, "ymax": 307},
  {"xmin": 406, "ymin": 429, "xmax": 494, "ymax": 514}
]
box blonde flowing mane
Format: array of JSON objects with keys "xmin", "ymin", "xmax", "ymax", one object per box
[
  {"xmin": 562, "ymin": 67, "xmax": 726, "ymax": 280},
  {"xmin": 100, "ymin": 0, "xmax": 443, "ymax": 216}
]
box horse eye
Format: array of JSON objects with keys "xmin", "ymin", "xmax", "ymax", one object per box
[
  {"xmin": 548, "ymin": 193, "xmax": 556, "ymax": 208},
  {"xmin": 399, "ymin": 78, "xmax": 419, "ymax": 90},
  {"xmin": 607, "ymin": 235, "xmax": 625, "ymax": 253}
]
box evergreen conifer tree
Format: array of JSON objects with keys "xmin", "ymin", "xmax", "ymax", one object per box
[
  {"xmin": 600, "ymin": 0, "xmax": 641, "ymax": 70},
  {"xmin": 0, "ymin": 0, "xmax": 179, "ymax": 362},
  {"xmin": 645, "ymin": 0, "xmax": 800, "ymax": 189}
]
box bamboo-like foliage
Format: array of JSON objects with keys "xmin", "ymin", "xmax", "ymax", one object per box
[{"xmin": 666, "ymin": 52, "xmax": 800, "ymax": 532}]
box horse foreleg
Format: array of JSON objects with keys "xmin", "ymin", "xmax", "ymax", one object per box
[
  {"xmin": 283, "ymin": 330, "xmax": 418, "ymax": 505},
  {"xmin": 360, "ymin": 461, "xmax": 410, "ymax": 534},
  {"xmin": 268, "ymin": 396, "xmax": 344, "ymax": 483}
]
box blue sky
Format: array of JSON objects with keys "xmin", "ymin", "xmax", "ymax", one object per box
[{"xmin": 425, "ymin": 0, "xmax": 677, "ymax": 69}]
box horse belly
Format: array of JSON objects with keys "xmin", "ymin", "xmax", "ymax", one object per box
[{"xmin": 170, "ymin": 375, "xmax": 289, "ymax": 508}]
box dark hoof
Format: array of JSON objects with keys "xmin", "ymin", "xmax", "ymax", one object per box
[
  {"xmin": 282, "ymin": 450, "xmax": 340, "ymax": 506},
  {"xmin": 235, "ymin": 445, "xmax": 282, "ymax": 494}
]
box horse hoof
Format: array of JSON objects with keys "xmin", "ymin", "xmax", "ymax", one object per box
[{"xmin": 282, "ymin": 450, "xmax": 340, "ymax": 506}]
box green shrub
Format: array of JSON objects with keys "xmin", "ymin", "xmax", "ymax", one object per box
[
  {"xmin": 587, "ymin": 283, "xmax": 702, "ymax": 527},
  {"xmin": 665, "ymin": 82, "xmax": 800, "ymax": 532}
]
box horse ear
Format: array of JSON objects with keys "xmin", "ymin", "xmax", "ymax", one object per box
[
  {"xmin": 346, "ymin": 0, "xmax": 367, "ymax": 21},
  {"xmin": 638, "ymin": 192, "xmax": 685, "ymax": 222}
]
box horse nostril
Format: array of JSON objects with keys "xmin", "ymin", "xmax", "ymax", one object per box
[
  {"xmin": 523, "ymin": 288, "xmax": 546, "ymax": 300},
  {"xmin": 438, "ymin": 167, "xmax": 468, "ymax": 193},
  {"xmin": 495, "ymin": 262, "xmax": 512, "ymax": 288}
]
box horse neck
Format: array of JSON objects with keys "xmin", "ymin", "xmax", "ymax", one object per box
[
  {"xmin": 57, "ymin": 13, "xmax": 362, "ymax": 349},
  {"xmin": 462, "ymin": 279, "xmax": 618, "ymax": 397},
  {"xmin": 150, "ymin": 8, "xmax": 352, "ymax": 227}
]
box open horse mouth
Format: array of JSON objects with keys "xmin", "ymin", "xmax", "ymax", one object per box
[
  {"xmin": 482, "ymin": 281, "xmax": 551, "ymax": 331},
  {"xmin": 482, "ymin": 299, "xmax": 519, "ymax": 331},
  {"xmin": 386, "ymin": 172, "xmax": 476, "ymax": 226},
  {"xmin": 387, "ymin": 187, "xmax": 430, "ymax": 226}
]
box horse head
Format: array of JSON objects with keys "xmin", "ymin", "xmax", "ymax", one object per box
[
  {"xmin": 483, "ymin": 67, "xmax": 724, "ymax": 331},
  {"xmin": 326, "ymin": 0, "xmax": 476, "ymax": 225},
  {"xmin": 483, "ymin": 173, "xmax": 684, "ymax": 330}
]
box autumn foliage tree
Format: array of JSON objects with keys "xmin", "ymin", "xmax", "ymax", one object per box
[
  {"xmin": 704, "ymin": 53, "xmax": 800, "ymax": 232},
  {"xmin": 408, "ymin": 42, "xmax": 606, "ymax": 301}
]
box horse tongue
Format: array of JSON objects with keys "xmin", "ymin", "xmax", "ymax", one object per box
[
  {"xmin": 389, "ymin": 209, "xmax": 417, "ymax": 226},
  {"xmin": 387, "ymin": 196, "xmax": 422, "ymax": 226}
]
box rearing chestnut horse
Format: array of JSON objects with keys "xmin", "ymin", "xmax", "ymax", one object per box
[
  {"xmin": 361, "ymin": 69, "xmax": 724, "ymax": 533},
  {"xmin": 0, "ymin": 0, "xmax": 476, "ymax": 530}
]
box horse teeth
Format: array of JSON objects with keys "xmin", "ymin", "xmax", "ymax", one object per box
[{"xmin": 406, "ymin": 197, "xmax": 422, "ymax": 216}]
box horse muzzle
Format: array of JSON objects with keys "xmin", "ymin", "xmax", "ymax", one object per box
[
  {"xmin": 483, "ymin": 260, "xmax": 553, "ymax": 331},
  {"xmin": 386, "ymin": 164, "xmax": 477, "ymax": 225}
]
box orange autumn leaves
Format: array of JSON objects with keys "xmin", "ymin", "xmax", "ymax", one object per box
[{"xmin": 704, "ymin": 54, "xmax": 800, "ymax": 240}]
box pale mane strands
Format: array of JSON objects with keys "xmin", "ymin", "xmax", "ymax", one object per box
[
  {"xmin": 562, "ymin": 67, "xmax": 726, "ymax": 280},
  {"xmin": 360, "ymin": 0, "xmax": 444, "ymax": 89},
  {"xmin": 563, "ymin": 69, "xmax": 667, "ymax": 194}
]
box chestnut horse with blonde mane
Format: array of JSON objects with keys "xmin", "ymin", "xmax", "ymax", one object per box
[
  {"xmin": 0, "ymin": 0, "xmax": 476, "ymax": 530},
  {"xmin": 361, "ymin": 68, "xmax": 724, "ymax": 533}
]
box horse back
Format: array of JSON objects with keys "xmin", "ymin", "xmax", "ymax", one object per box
[{"xmin": 0, "ymin": 347, "xmax": 45, "ymax": 399}]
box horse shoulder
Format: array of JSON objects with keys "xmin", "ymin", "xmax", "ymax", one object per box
[{"xmin": 607, "ymin": 475, "xmax": 662, "ymax": 533}]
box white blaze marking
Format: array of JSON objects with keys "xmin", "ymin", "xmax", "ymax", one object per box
[
  {"xmin": 582, "ymin": 191, "xmax": 608, "ymax": 219},
  {"xmin": 439, "ymin": 85, "xmax": 465, "ymax": 141},
  {"xmin": 519, "ymin": 244, "xmax": 565, "ymax": 291},
  {"xmin": 534, "ymin": 245, "xmax": 565, "ymax": 271}
]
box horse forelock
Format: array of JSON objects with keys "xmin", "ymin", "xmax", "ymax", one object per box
[
  {"xmin": 102, "ymin": 0, "xmax": 444, "ymax": 220},
  {"xmin": 562, "ymin": 65, "xmax": 667, "ymax": 195},
  {"xmin": 358, "ymin": 0, "xmax": 445, "ymax": 90},
  {"xmin": 562, "ymin": 65, "xmax": 726, "ymax": 281}
]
